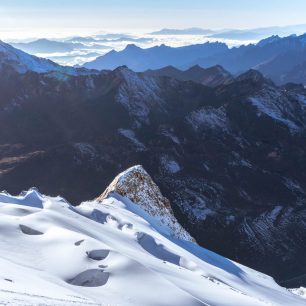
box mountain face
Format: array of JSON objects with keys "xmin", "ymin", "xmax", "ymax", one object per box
[
  {"xmin": 255, "ymin": 48, "xmax": 306, "ymax": 85},
  {"xmin": 145, "ymin": 65, "xmax": 233, "ymax": 87},
  {"xmin": 0, "ymin": 185, "xmax": 304, "ymax": 305},
  {"xmin": 82, "ymin": 33, "xmax": 306, "ymax": 85},
  {"xmin": 1, "ymin": 43, "xmax": 306, "ymax": 288}
]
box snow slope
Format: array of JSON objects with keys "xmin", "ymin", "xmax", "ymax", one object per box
[
  {"xmin": 0, "ymin": 40, "xmax": 93, "ymax": 76},
  {"xmin": 0, "ymin": 188, "xmax": 304, "ymax": 306}
]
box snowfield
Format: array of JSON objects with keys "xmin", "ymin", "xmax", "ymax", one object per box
[{"xmin": 0, "ymin": 188, "xmax": 304, "ymax": 306}]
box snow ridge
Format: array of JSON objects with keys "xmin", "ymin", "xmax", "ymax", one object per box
[
  {"xmin": 0, "ymin": 40, "xmax": 94, "ymax": 76},
  {"xmin": 0, "ymin": 185, "xmax": 304, "ymax": 305}
]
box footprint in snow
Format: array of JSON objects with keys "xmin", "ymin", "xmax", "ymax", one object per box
[
  {"xmin": 67, "ymin": 269, "xmax": 109, "ymax": 287},
  {"xmin": 86, "ymin": 249, "xmax": 110, "ymax": 261},
  {"xmin": 119, "ymin": 222, "xmax": 135, "ymax": 234},
  {"xmin": 99, "ymin": 264, "xmax": 108, "ymax": 269},
  {"xmin": 19, "ymin": 224, "xmax": 43, "ymax": 235},
  {"xmin": 74, "ymin": 239, "xmax": 85, "ymax": 246},
  {"xmin": 106, "ymin": 215, "xmax": 119, "ymax": 227}
]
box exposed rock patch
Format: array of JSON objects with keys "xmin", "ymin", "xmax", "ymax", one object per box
[{"xmin": 97, "ymin": 165, "xmax": 194, "ymax": 242}]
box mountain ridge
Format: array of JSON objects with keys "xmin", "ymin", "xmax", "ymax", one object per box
[
  {"xmin": 82, "ymin": 33, "xmax": 306, "ymax": 85},
  {"xmin": 144, "ymin": 64, "xmax": 234, "ymax": 87},
  {"xmin": 0, "ymin": 40, "xmax": 98, "ymax": 76}
]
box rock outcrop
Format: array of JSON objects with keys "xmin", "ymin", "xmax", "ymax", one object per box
[{"xmin": 98, "ymin": 165, "xmax": 194, "ymax": 242}]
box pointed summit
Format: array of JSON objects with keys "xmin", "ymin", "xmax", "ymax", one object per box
[
  {"xmin": 236, "ymin": 69, "xmax": 272, "ymax": 85},
  {"xmin": 124, "ymin": 44, "xmax": 141, "ymax": 51},
  {"xmin": 98, "ymin": 165, "xmax": 194, "ymax": 242}
]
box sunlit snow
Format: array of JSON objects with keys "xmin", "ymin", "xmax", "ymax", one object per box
[{"xmin": 0, "ymin": 189, "xmax": 304, "ymax": 305}]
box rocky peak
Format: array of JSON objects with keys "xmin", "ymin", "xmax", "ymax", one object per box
[
  {"xmin": 186, "ymin": 64, "xmax": 204, "ymax": 73},
  {"xmin": 236, "ymin": 69, "xmax": 267, "ymax": 83},
  {"xmin": 97, "ymin": 165, "xmax": 194, "ymax": 242},
  {"xmin": 234, "ymin": 69, "xmax": 276, "ymax": 90},
  {"xmin": 124, "ymin": 44, "xmax": 141, "ymax": 52},
  {"xmin": 257, "ymin": 35, "xmax": 281, "ymax": 47}
]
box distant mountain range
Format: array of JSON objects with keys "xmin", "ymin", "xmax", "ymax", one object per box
[
  {"xmin": 11, "ymin": 38, "xmax": 111, "ymax": 54},
  {"xmin": 144, "ymin": 65, "xmax": 233, "ymax": 87},
  {"xmin": 83, "ymin": 42, "xmax": 229, "ymax": 71},
  {"xmin": 150, "ymin": 27, "xmax": 215, "ymax": 35},
  {"xmin": 10, "ymin": 37, "xmax": 152, "ymax": 56},
  {"xmin": 150, "ymin": 24, "xmax": 306, "ymax": 40},
  {"xmin": 83, "ymin": 33, "xmax": 306, "ymax": 85},
  {"xmin": 7, "ymin": 24, "xmax": 306, "ymax": 68},
  {"xmin": 8, "ymin": 36, "xmax": 152, "ymax": 66}
]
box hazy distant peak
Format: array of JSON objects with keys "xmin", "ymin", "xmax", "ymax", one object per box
[
  {"xmin": 150, "ymin": 27, "xmax": 215, "ymax": 35},
  {"xmin": 124, "ymin": 43, "xmax": 141, "ymax": 51},
  {"xmin": 256, "ymin": 35, "xmax": 281, "ymax": 47},
  {"xmin": 186, "ymin": 64, "xmax": 202, "ymax": 71}
]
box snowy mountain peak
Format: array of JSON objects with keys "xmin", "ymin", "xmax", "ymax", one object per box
[
  {"xmin": 0, "ymin": 40, "xmax": 95, "ymax": 76},
  {"xmin": 98, "ymin": 165, "xmax": 194, "ymax": 242},
  {"xmin": 0, "ymin": 40, "xmax": 60, "ymax": 73},
  {"xmin": 124, "ymin": 44, "xmax": 141, "ymax": 51}
]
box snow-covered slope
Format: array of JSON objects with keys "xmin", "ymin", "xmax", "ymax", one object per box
[
  {"xmin": 0, "ymin": 40, "xmax": 92, "ymax": 75},
  {"xmin": 290, "ymin": 288, "xmax": 306, "ymax": 300},
  {"xmin": 0, "ymin": 186, "xmax": 304, "ymax": 305}
]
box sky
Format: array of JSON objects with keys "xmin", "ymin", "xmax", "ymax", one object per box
[{"xmin": 1, "ymin": 0, "xmax": 306, "ymax": 38}]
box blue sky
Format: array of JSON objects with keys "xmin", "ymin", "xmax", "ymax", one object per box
[{"xmin": 1, "ymin": 0, "xmax": 306, "ymax": 37}]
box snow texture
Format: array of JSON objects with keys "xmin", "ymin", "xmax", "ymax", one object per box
[
  {"xmin": 115, "ymin": 67, "xmax": 164, "ymax": 125},
  {"xmin": 247, "ymin": 89, "xmax": 306, "ymax": 132},
  {"xmin": 118, "ymin": 129, "xmax": 146, "ymax": 151},
  {"xmin": 0, "ymin": 40, "xmax": 92, "ymax": 76},
  {"xmin": 0, "ymin": 187, "xmax": 304, "ymax": 305},
  {"xmin": 187, "ymin": 106, "xmax": 228, "ymax": 131}
]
